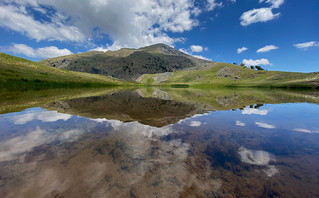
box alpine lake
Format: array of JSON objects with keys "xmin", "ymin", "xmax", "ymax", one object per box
[{"xmin": 0, "ymin": 87, "xmax": 319, "ymax": 198}]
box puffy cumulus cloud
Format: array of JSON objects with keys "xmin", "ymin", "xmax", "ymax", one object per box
[
  {"xmin": 255, "ymin": 122, "xmax": 276, "ymax": 129},
  {"xmin": 190, "ymin": 45, "xmax": 208, "ymax": 53},
  {"xmin": 1, "ymin": 0, "xmax": 203, "ymax": 50},
  {"xmin": 237, "ymin": 46, "xmax": 248, "ymax": 54},
  {"xmin": 294, "ymin": 41, "xmax": 319, "ymax": 49},
  {"xmin": 243, "ymin": 58, "xmax": 271, "ymax": 66},
  {"xmin": 242, "ymin": 108, "xmax": 268, "ymax": 115},
  {"xmin": 0, "ymin": 4, "xmax": 85, "ymax": 42},
  {"xmin": 240, "ymin": 8, "xmax": 280, "ymax": 26},
  {"xmin": 257, "ymin": 45, "xmax": 278, "ymax": 53},
  {"xmin": 240, "ymin": 0, "xmax": 284, "ymax": 26},
  {"xmin": 6, "ymin": 43, "xmax": 72, "ymax": 58}
]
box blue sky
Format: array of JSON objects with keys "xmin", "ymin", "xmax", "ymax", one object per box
[{"xmin": 0, "ymin": 0, "xmax": 318, "ymax": 72}]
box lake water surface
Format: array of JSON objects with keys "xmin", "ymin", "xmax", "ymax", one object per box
[{"xmin": 0, "ymin": 87, "xmax": 319, "ymax": 197}]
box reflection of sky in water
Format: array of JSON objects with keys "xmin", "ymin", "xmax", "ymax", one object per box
[
  {"xmin": 1, "ymin": 103, "xmax": 319, "ymax": 162},
  {"xmin": 0, "ymin": 102, "xmax": 319, "ymax": 197}
]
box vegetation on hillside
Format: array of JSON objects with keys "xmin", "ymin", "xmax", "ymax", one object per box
[
  {"xmin": 0, "ymin": 53, "xmax": 129, "ymax": 87},
  {"xmin": 138, "ymin": 63, "xmax": 319, "ymax": 89}
]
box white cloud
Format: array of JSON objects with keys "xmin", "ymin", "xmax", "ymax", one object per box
[
  {"xmin": 193, "ymin": 55, "xmax": 212, "ymax": 61},
  {"xmin": 242, "ymin": 108, "xmax": 268, "ymax": 115},
  {"xmin": 179, "ymin": 48, "xmax": 190, "ymax": 55},
  {"xmin": 0, "ymin": 4, "xmax": 85, "ymax": 42},
  {"xmin": 293, "ymin": 128, "xmax": 311, "ymax": 133},
  {"xmin": 238, "ymin": 146, "xmax": 272, "ymax": 165},
  {"xmin": 259, "ymin": 0, "xmax": 284, "ymax": 8},
  {"xmin": 6, "ymin": 44, "xmax": 72, "ymax": 58},
  {"xmin": 240, "ymin": 8, "xmax": 280, "ymax": 26},
  {"xmin": 206, "ymin": 0, "xmax": 223, "ymax": 11},
  {"xmin": 255, "ymin": 122, "xmax": 276, "ymax": 129},
  {"xmin": 189, "ymin": 121, "xmax": 201, "ymax": 127},
  {"xmin": 243, "ymin": 58, "xmax": 271, "ymax": 66},
  {"xmin": 1, "ymin": 0, "xmax": 203, "ymax": 49},
  {"xmin": 293, "ymin": 128, "xmax": 319, "ymax": 134},
  {"xmin": 237, "ymin": 47, "xmax": 248, "ymax": 54},
  {"xmin": 190, "ymin": 45, "xmax": 208, "ymax": 53},
  {"xmin": 0, "ymin": 127, "xmax": 83, "ymax": 161},
  {"xmin": 11, "ymin": 109, "xmax": 72, "ymax": 125},
  {"xmin": 238, "ymin": 146, "xmax": 279, "ymax": 177},
  {"xmin": 179, "ymin": 47, "xmax": 211, "ymax": 60},
  {"xmin": 294, "ymin": 41, "xmax": 319, "ymax": 49},
  {"xmin": 257, "ymin": 45, "xmax": 278, "ymax": 53},
  {"xmin": 240, "ymin": 0, "xmax": 284, "ymax": 26},
  {"xmin": 236, "ymin": 120, "xmax": 246, "ymax": 126}
]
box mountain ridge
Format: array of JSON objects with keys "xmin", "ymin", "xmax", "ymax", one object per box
[{"xmin": 39, "ymin": 43, "xmax": 215, "ymax": 80}]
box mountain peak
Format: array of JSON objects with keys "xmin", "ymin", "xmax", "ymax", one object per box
[{"xmin": 139, "ymin": 43, "xmax": 187, "ymax": 56}]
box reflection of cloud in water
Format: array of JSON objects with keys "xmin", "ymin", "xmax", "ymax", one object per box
[
  {"xmin": 293, "ymin": 128, "xmax": 319, "ymax": 134},
  {"xmin": 236, "ymin": 120, "xmax": 246, "ymax": 126},
  {"xmin": 0, "ymin": 127, "xmax": 83, "ymax": 162},
  {"xmin": 89, "ymin": 118, "xmax": 107, "ymax": 123},
  {"xmin": 107, "ymin": 119, "xmax": 174, "ymax": 137},
  {"xmin": 11, "ymin": 108, "xmax": 72, "ymax": 125},
  {"xmin": 255, "ymin": 122, "xmax": 276, "ymax": 129},
  {"xmin": 242, "ymin": 108, "xmax": 268, "ymax": 115},
  {"xmin": 177, "ymin": 113, "xmax": 209, "ymax": 125},
  {"xmin": 238, "ymin": 147, "xmax": 278, "ymax": 177},
  {"xmin": 190, "ymin": 121, "xmax": 201, "ymax": 127}
]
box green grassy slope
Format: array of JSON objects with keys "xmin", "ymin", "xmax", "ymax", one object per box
[
  {"xmin": 0, "ymin": 53, "xmax": 129, "ymax": 87},
  {"xmin": 138, "ymin": 63, "xmax": 319, "ymax": 88}
]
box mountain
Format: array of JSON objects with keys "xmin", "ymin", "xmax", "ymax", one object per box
[
  {"xmin": 138, "ymin": 62, "xmax": 319, "ymax": 89},
  {"xmin": 0, "ymin": 53, "xmax": 127, "ymax": 87},
  {"xmin": 39, "ymin": 43, "xmax": 215, "ymax": 80}
]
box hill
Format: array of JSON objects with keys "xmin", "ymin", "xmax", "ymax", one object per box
[
  {"xmin": 138, "ymin": 62, "xmax": 319, "ymax": 89},
  {"xmin": 0, "ymin": 53, "xmax": 128, "ymax": 87},
  {"xmin": 39, "ymin": 43, "xmax": 215, "ymax": 80}
]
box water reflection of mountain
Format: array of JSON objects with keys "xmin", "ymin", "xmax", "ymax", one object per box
[
  {"xmin": 43, "ymin": 88, "xmax": 319, "ymax": 127},
  {"xmin": 43, "ymin": 91, "xmax": 210, "ymax": 127}
]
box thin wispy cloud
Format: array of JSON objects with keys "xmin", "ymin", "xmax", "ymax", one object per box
[
  {"xmin": 294, "ymin": 41, "xmax": 319, "ymax": 49},
  {"xmin": 237, "ymin": 47, "xmax": 248, "ymax": 54},
  {"xmin": 257, "ymin": 45, "xmax": 279, "ymax": 53},
  {"xmin": 255, "ymin": 122, "xmax": 276, "ymax": 129}
]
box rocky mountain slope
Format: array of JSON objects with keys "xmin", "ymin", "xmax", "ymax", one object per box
[{"xmin": 39, "ymin": 44, "xmax": 215, "ymax": 80}]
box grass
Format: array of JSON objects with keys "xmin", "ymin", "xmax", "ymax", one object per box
[
  {"xmin": 0, "ymin": 86, "xmax": 134, "ymax": 114},
  {"xmin": 0, "ymin": 53, "xmax": 132, "ymax": 87},
  {"xmin": 137, "ymin": 87, "xmax": 319, "ymax": 111},
  {"xmin": 138, "ymin": 63, "xmax": 319, "ymax": 89}
]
